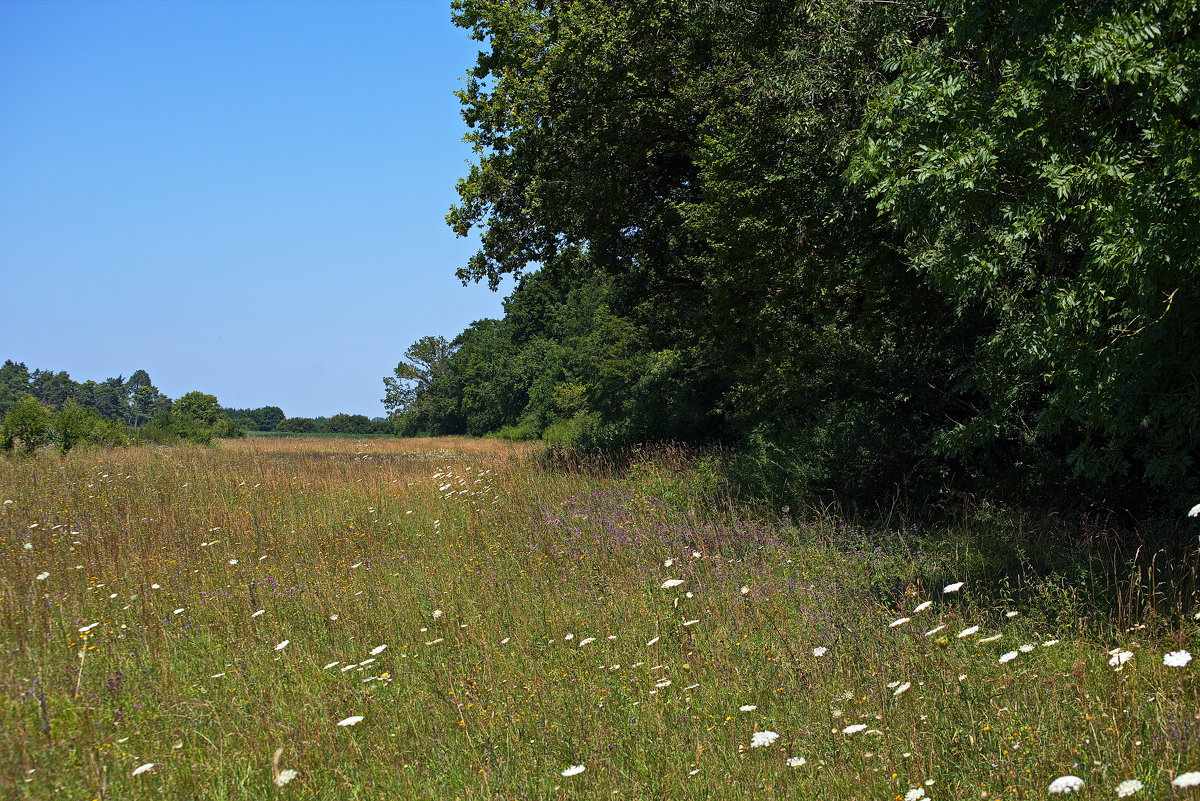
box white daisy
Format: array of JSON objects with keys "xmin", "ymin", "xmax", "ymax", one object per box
[
  {"xmin": 812, "ymin": 646, "xmax": 827, "ymax": 657},
  {"xmin": 905, "ymin": 788, "xmax": 926, "ymax": 801},
  {"xmin": 1019, "ymin": 644, "xmax": 1036, "ymax": 653},
  {"xmin": 1108, "ymin": 650, "xmax": 1133, "ymax": 668}
]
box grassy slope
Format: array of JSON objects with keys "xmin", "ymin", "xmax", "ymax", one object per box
[{"xmin": 0, "ymin": 437, "xmax": 1196, "ymax": 799}]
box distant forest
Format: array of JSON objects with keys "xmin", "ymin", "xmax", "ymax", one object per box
[
  {"xmin": 382, "ymin": 0, "xmax": 1199, "ymax": 513},
  {"xmin": 0, "ymin": 360, "xmax": 388, "ymax": 452}
]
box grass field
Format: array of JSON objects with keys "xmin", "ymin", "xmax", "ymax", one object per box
[{"xmin": 1, "ymin": 437, "xmax": 1197, "ymax": 799}]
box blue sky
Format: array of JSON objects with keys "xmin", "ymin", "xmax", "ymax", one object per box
[{"xmin": 0, "ymin": 0, "xmax": 511, "ymax": 418}]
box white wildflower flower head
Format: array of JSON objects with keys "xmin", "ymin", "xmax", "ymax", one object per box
[
  {"xmin": 36, "ymin": 572, "xmax": 49, "ymax": 581},
  {"xmin": 956, "ymin": 626, "xmax": 980, "ymax": 638},
  {"xmin": 943, "ymin": 581, "xmax": 964, "ymax": 594},
  {"xmin": 431, "ymin": 609, "xmax": 443, "ymax": 619},
  {"xmin": 251, "ymin": 610, "xmax": 265, "ymax": 617},
  {"xmin": 561, "ymin": 764, "xmax": 585, "ymax": 777},
  {"xmin": 913, "ymin": 601, "xmax": 933, "ymax": 613},
  {"xmin": 740, "ymin": 585, "xmax": 750, "ymax": 594},
  {"xmin": 893, "ymin": 682, "xmax": 911, "ymax": 696},
  {"xmin": 23, "ymin": 542, "xmax": 32, "ymax": 550},
  {"xmin": 1042, "ymin": 639, "xmax": 1060, "ymax": 647},
  {"xmin": 739, "ymin": 705, "xmax": 758, "ymax": 712},
  {"xmin": 1005, "ymin": 610, "xmax": 1020, "ymax": 618},
  {"xmin": 663, "ymin": 558, "xmax": 674, "ymax": 567},
  {"xmin": 786, "ymin": 756, "xmax": 806, "ymax": 767},
  {"xmin": 1164, "ymin": 650, "xmax": 1192, "ymax": 667},
  {"xmin": 274, "ymin": 639, "xmax": 290, "ymax": 651},
  {"xmin": 1108, "ymin": 650, "xmax": 1133, "ymax": 668},
  {"xmin": 563, "ymin": 633, "xmax": 574, "ymax": 641},
  {"xmin": 812, "ymin": 646, "xmax": 827, "ymax": 657},
  {"xmin": 750, "ymin": 730, "xmax": 780, "ymax": 748},
  {"xmin": 890, "ymin": 617, "xmax": 911, "ymax": 628},
  {"xmin": 661, "ymin": 579, "xmax": 684, "ymax": 589},
  {"xmin": 999, "ymin": 651, "xmax": 1018, "ymax": 664},
  {"xmin": 1174, "ymin": 771, "xmax": 1200, "ymax": 788},
  {"xmin": 579, "ymin": 637, "xmax": 595, "ymax": 646},
  {"xmin": 1188, "ymin": 503, "xmax": 1200, "ymax": 517},
  {"xmin": 275, "ymin": 768, "xmax": 298, "ymax": 787},
  {"xmin": 842, "ymin": 724, "xmax": 867, "ymax": 735},
  {"xmin": 646, "ymin": 636, "xmax": 660, "ymax": 646},
  {"xmin": 370, "ymin": 645, "xmax": 387, "ymax": 655},
  {"xmin": 1048, "ymin": 775, "xmax": 1084, "ymax": 794},
  {"xmin": 905, "ymin": 788, "xmax": 926, "ymax": 801},
  {"xmin": 925, "ymin": 625, "xmax": 946, "ymax": 636},
  {"xmin": 336, "ymin": 715, "xmax": 364, "ymax": 727},
  {"xmin": 1115, "ymin": 779, "xmax": 1143, "ymax": 797},
  {"xmin": 132, "ymin": 763, "xmax": 155, "ymax": 776},
  {"xmin": 1019, "ymin": 644, "xmax": 1036, "ymax": 653}
]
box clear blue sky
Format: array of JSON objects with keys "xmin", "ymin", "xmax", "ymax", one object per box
[{"xmin": 0, "ymin": 0, "xmax": 511, "ymax": 418}]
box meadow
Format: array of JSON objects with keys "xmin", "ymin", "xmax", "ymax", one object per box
[{"xmin": 1, "ymin": 437, "xmax": 1197, "ymax": 800}]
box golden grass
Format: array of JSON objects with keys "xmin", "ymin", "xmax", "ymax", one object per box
[{"xmin": 0, "ymin": 438, "xmax": 1195, "ymax": 799}]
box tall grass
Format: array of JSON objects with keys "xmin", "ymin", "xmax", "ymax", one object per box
[{"xmin": 1, "ymin": 438, "xmax": 1196, "ymax": 799}]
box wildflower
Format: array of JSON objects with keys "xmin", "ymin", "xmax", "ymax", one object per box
[
  {"xmin": 890, "ymin": 617, "xmax": 911, "ymax": 628},
  {"xmin": 661, "ymin": 579, "xmax": 684, "ymax": 589},
  {"xmin": 739, "ymin": 705, "xmax": 758, "ymax": 712},
  {"xmin": 561, "ymin": 765, "xmax": 585, "ymax": 777},
  {"xmin": 740, "ymin": 586, "xmax": 750, "ymax": 595},
  {"xmin": 370, "ymin": 645, "xmax": 387, "ymax": 655},
  {"xmin": 956, "ymin": 626, "xmax": 980, "ymax": 638},
  {"xmin": 787, "ymin": 756, "xmax": 806, "ymax": 767},
  {"xmin": 329, "ymin": 615, "xmax": 338, "ymax": 621},
  {"xmin": 943, "ymin": 582, "xmax": 964, "ymax": 594},
  {"xmin": 842, "ymin": 724, "xmax": 867, "ymax": 734},
  {"xmin": 1115, "ymin": 779, "xmax": 1143, "ymax": 796},
  {"xmin": 579, "ymin": 637, "xmax": 595, "ymax": 646},
  {"xmin": 1042, "ymin": 640, "xmax": 1060, "ymax": 647},
  {"xmin": 274, "ymin": 640, "xmax": 290, "ymax": 651},
  {"xmin": 275, "ymin": 768, "xmax": 298, "ymax": 787},
  {"xmin": 211, "ymin": 672, "xmax": 226, "ymax": 678},
  {"xmin": 36, "ymin": 572, "xmax": 49, "ymax": 581},
  {"xmin": 1164, "ymin": 650, "xmax": 1192, "ymax": 667},
  {"xmin": 925, "ymin": 625, "xmax": 946, "ymax": 636},
  {"xmin": 432, "ymin": 609, "xmax": 443, "ymax": 619},
  {"xmin": 132, "ymin": 763, "xmax": 156, "ymax": 776},
  {"xmin": 913, "ymin": 601, "xmax": 932, "ymax": 613},
  {"xmin": 251, "ymin": 610, "xmax": 265, "ymax": 617},
  {"xmin": 1173, "ymin": 772, "xmax": 1200, "ymax": 788},
  {"xmin": 173, "ymin": 608, "xmax": 185, "ymax": 615},
  {"xmin": 500, "ymin": 637, "xmax": 510, "ymax": 644},
  {"xmin": 998, "ymin": 651, "xmax": 1018, "ymax": 664},
  {"xmin": 323, "ymin": 662, "xmax": 339, "ymax": 669},
  {"xmin": 1005, "ymin": 611, "xmax": 1020, "ymax": 618},
  {"xmin": 1019, "ymin": 644, "xmax": 1035, "ymax": 653},
  {"xmin": 905, "ymin": 789, "xmax": 926, "ymax": 801},
  {"xmin": 893, "ymin": 682, "xmax": 911, "ymax": 696},
  {"xmin": 228, "ymin": 559, "xmax": 238, "ymax": 565},
  {"xmin": 1108, "ymin": 651, "xmax": 1133, "ymax": 668},
  {"xmin": 23, "ymin": 542, "xmax": 32, "ymax": 550},
  {"xmin": 646, "ymin": 636, "xmax": 660, "ymax": 646},
  {"xmin": 750, "ymin": 730, "xmax": 780, "ymax": 747},
  {"xmin": 1188, "ymin": 503, "xmax": 1200, "ymax": 517},
  {"xmin": 978, "ymin": 634, "xmax": 1002, "ymax": 643},
  {"xmin": 151, "ymin": 583, "xmax": 160, "ymax": 589},
  {"xmin": 79, "ymin": 623, "xmax": 100, "ymax": 633},
  {"xmin": 664, "ymin": 558, "xmax": 675, "ymax": 567},
  {"xmin": 563, "ymin": 633, "xmax": 574, "ymax": 640},
  {"xmin": 336, "ymin": 715, "xmax": 364, "ymax": 727},
  {"xmin": 1048, "ymin": 775, "xmax": 1084, "ymax": 794},
  {"xmin": 812, "ymin": 646, "xmax": 827, "ymax": 657}
]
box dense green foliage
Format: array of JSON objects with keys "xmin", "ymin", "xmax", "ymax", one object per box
[{"xmin": 388, "ymin": 0, "xmax": 1198, "ymax": 511}]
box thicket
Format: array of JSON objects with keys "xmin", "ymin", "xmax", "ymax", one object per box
[{"xmin": 385, "ymin": 0, "xmax": 1199, "ymax": 516}]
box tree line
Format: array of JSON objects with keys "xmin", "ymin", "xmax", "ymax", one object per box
[
  {"xmin": 1, "ymin": 360, "xmax": 388, "ymax": 453},
  {"xmin": 384, "ymin": 0, "xmax": 1198, "ymax": 512}
]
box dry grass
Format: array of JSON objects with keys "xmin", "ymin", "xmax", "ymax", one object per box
[{"xmin": 0, "ymin": 438, "xmax": 1196, "ymax": 799}]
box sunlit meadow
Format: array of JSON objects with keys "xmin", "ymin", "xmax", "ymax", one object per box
[{"xmin": 2, "ymin": 438, "xmax": 1197, "ymax": 799}]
